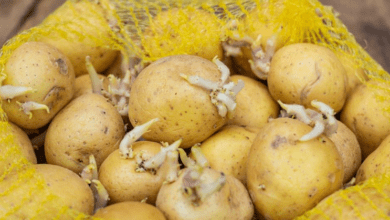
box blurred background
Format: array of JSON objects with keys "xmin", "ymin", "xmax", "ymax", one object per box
[{"xmin": 0, "ymin": 0, "xmax": 389, "ymax": 72}]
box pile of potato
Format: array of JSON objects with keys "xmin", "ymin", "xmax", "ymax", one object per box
[{"xmin": 1, "ymin": 3, "xmax": 390, "ymax": 220}]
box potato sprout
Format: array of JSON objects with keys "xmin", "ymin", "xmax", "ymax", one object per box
[
  {"xmin": 0, "ymin": 85, "xmax": 36, "ymax": 100},
  {"xmin": 119, "ymin": 118, "xmax": 159, "ymax": 159},
  {"xmin": 16, "ymin": 101, "xmax": 50, "ymax": 119},
  {"xmin": 278, "ymin": 100, "xmax": 338, "ymax": 141},
  {"xmin": 81, "ymin": 155, "xmax": 110, "ymax": 213},
  {"xmin": 180, "ymin": 57, "xmax": 244, "ymax": 118}
]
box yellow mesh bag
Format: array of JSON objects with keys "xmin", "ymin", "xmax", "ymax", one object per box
[{"xmin": 1, "ymin": 0, "xmax": 390, "ymax": 219}]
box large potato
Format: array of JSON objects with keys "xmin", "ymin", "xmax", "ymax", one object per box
[
  {"xmin": 246, "ymin": 117, "xmax": 344, "ymax": 220},
  {"xmin": 340, "ymin": 81, "xmax": 390, "ymax": 159},
  {"xmin": 45, "ymin": 93, "xmax": 125, "ymax": 174},
  {"xmin": 2, "ymin": 41, "xmax": 75, "ymax": 130},
  {"xmin": 128, "ymin": 55, "xmax": 227, "ymax": 148},
  {"xmin": 267, "ymin": 43, "xmax": 347, "ymax": 112}
]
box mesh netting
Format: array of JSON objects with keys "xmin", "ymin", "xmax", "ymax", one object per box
[{"xmin": 1, "ymin": 0, "xmax": 390, "ymax": 219}]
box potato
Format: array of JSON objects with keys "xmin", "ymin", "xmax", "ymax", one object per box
[
  {"xmin": 355, "ymin": 133, "xmax": 390, "ymax": 183},
  {"xmin": 340, "ymin": 81, "xmax": 390, "ymax": 159},
  {"xmin": 267, "ymin": 43, "xmax": 347, "ymax": 112},
  {"xmin": 0, "ymin": 164, "xmax": 94, "ymax": 219},
  {"xmin": 194, "ymin": 125, "xmax": 259, "ymax": 185},
  {"xmin": 327, "ymin": 120, "xmax": 362, "ymax": 184},
  {"xmin": 227, "ymin": 75, "xmax": 279, "ymax": 128},
  {"xmin": 2, "ymin": 41, "xmax": 75, "ymax": 130},
  {"xmin": 73, "ymin": 73, "xmax": 109, "ymax": 99},
  {"xmin": 156, "ymin": 167, "xmax": 254, "ymax": 220},
  {"xmin": 143, "ymin": 8, "xmax": 223, "ymax": 62},
  {"xmin": 246, "ymin": 117, "xmax": 344, "ymax": 220},
  {"xmin": 93, "ymin": 201, "xmax": 166, "ymax": 220},
  {"xmin": 8, "ymin": 122, "xmax": 37, "ymax": 164},
  {"xmin": 38, "ymin": 1, "xmax": 118, "ymax": 76},
  {"xmin": 45, "ymin": 93, "xmax": 125, "ymax": 174},
  {"xmin": 128, "ymin": 55, "xmax": 227, "ymax": 148},
  {"xmin": 98, "ymin": 142, "xmax": 169, "ymax": 205}
]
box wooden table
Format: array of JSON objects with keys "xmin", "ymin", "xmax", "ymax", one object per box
[{"xmin": 1, "ymin": 0, "xmax": 389, "ymax": 72}]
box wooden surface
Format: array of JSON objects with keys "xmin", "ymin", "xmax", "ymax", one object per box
[{"xmin": 0, "ymin": 0, "xmax": 389, "ymax": 72}]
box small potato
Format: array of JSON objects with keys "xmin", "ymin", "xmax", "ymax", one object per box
[
  {"xmin": 0, "ymin": 164, "xmax": 94, "ymax": 219},
  {"xmin": 267, "ymin": 43, "xmax": 347, "ymax": 112},
  {"xmin": 327, "ymin": 120, "xmax": 362, "ymax": 184},
  {"xmin": 98, "ymin": 142, "xmax": 166, "ymax": 204},
  {"xmin": 340, "ymin": 81, "xmax": 390, "ymax": 159},
  {"xmin": 73, "ymin": 74, "xmax": 109, "ymax": 99},
  {"xmin": 93, "ymin": 201, "xmax": 166, "ymax": 220},
  {"xmin": 246, "ymin": 117, "xmax": 344, "ymax": 220},
  {"xmin": 227, "ymin": 75, "xmax": 279, "ymax": 128},
  {"xmin": 195, "ymin": 125, "xmax": 259, "ymax": 185},
  {"xmin": 2, "ymin": 41, "xmax": 75, "ymax": 130},
  {"xmin": 355, "ymin": 134, "xmax": 390, "ymax": 183},
  {"xmin": 38, "ymin": 1, "xmax": 118, "ymax": 76},
  {"xmin": 128, "ymin": 55, "xmax": 227, "ymax": 148},
  {"xmin": 45, "ymin": 93, "xmax": 125, "ymax": 174}
]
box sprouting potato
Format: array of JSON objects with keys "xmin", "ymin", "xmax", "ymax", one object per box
[
  {"xmin": 193, "ymin": 125, "xmax": 259, "ymax": 185},
  {"xmin": 1, "ymin": 41, "xmax": 75, "ymax": 130},
  {"xmin": 0, "ymin": 164, "xmax": 94, "ymax": 219},
  {"xmin": 93, "ymin": 201, "xmax": 166, "ymax": 220},
  {"xmin": 340, "ymin": 80, "xmax": 390, "ymax": 159},
  {"xmin": 128, "ymin": 55, "xmax": 243, "ymax": 148},
  {"xmin": 73, "ymin": 73, "xmax": 109, "ymax": 99},
  {"xmin": 44, "ymin": 93, "xmax": 125, "ymax": 174},
  {"xmin": 355, "ymin": 133, "xmax": 390, "ymax": 183},
  {"xmin": 246, "ymin": 117, "xmax": 344, "ymax": 220},
  {"xmin": 98, "ymin": 140, "xmax": 180, "ymax": 205},
  {"xmin": 38, "ymin": 0, "xmax": 119, "ymax": 76},
  {"xmin": 328, "ymin": 120, "xmax": 362, "ymax": 184},
  {"xmin": 267, "ymin": 43, "xmax": 347, "ymax": 112},
  {"xmin": 156, "ymin": 151, "xmax": 254, "ymax": 220},
  {"xmin": 143, "ymin": 8, "xmax": 223, "ymax": 62},
  {"xmin": 227, "ymin": 75, "xmax": 279, "ymax": 128}
]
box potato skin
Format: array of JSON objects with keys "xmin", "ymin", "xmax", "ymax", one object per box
[
  {"xmin": 8, "ymin": 121, "xmax": 37, "ymax": 164},
  {"xmin": 356, "ymin": 134, "xmax": 390, "ymax": 183},
  {"xmin": 128, "ymin": 55, "xmax": 226, "ymax": 148},
  {"xmin": 98, "ymin": 142, "xmax": 164, "ymax": 205},
  {"xmin": 340, "ymin": 82, "xmax": 390, "ymax": 159},
  {"xmin": 93, "ymin": 201, "xmax": 166, "ymax": 220},
  {"xmin": 3, "ymin": 41, "xmax": 75, "ymax": 130},
  {"xmin": 156, "ymin": 168, "xmax": 254, "ymax": 220},
  {"xmin": 246, "ymin": 117, "xmax": 344, "ymax": 220},
  {"xmin": 45, "ymin": 93, "xmax": 125, "ymax": 174},
  {"xmin": 227, "ymin": 75, "xmax": 279, "ymax": 128},
  {"xmin": 267, "ymin": 43, "xmax": 347, "ymax": 112},
  {"xmin": 328, "ymin": 120, "xmax": 362, "ymax": 184}
]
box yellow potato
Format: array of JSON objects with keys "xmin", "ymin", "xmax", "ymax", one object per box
[
  {"xmin": 128, "ymin": 55, "xmax": 227, "ymax": 148},
  {"xmin": 340, "ymin": 81, "xmax": 390, "ymax": 159},
  {"xmin": 45, "ymin": 93, "xmax": 125, "ymax": 174},
  {"xmin": 268, "ymin": 43, "xmax": 347, "ymax": 112},
  {"xmin": 195, "ymin": 125, "xmax": 259, "ymax": 185},
  {"xmin": 8, "ymin": 122, "xmax": 37, "ymax": 164},
  {"xmin": 246, "ymin": 117, "xmax": 344, "ymax": 220},
  {"xmin": 356, "ymin": 133, "xmax": 390, "ymax": 183},
  {"xmin": 98, "ymin": 142, "xmax": 172, "ymax": 205},
  {"xmin": 327, "ymin": 120, "xmax": 362, "ymax": 184},
  {"xmin": 2, "ymin": 41, "xmax": 75, "ymax": 130},
  {"xmin": 227, "ymin": 75, "xmax": 279, "ymax": 128},
  {"xmin": 93, "ymin": 201, "xmax": 166, "ymax": 220},
  {"xmin": 0, "ymin": 164, "xmax": 94, "ymax": 219}
]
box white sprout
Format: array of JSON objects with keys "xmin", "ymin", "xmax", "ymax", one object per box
[
  {"xmin": 181, "ymin": 58, "xmax": 244, "ymax": 118},
  {"xmin": 80, "ymin": 154, "xmax": 98, "ymax": 183},
  {"xmin": 164, "ymin": 150, "xmax": 180, "ymax": 184},
  {"xmin": 142, "ymin": 139, "xmax": 182, "ymax": 170},
  {"xmin": 86, "ymin": 56, "xmax": 104, "ymax": 95},
  {"xmin": 277, "ymin": 100, "xmax": 312, "ymax": 124},
  {"xmin": 91, "ymin": 179, "xmax": 110, "ymax": 213},
  {"xmin": 299, "ymin": 120, "xmax": 326, "ymax": 141},
  {"xmin": 190, "ymin": 145, "xmax": 209, "ymax": 168},
  {"xmin": 17, "ymin": 101, "xmax": 50, "ymax": 119},
  {"xmin": 119, "ymin": 118, "xmax": 159, "ymax": 159},
  {"xmin": 0, "ymin": 85, "xmax": 36, "ymax": 100}
]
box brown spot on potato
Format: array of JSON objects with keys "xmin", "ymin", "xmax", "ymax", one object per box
[
  {"xmin": 308, "ymin": 187, "xmax": 318, "ymax": 198},
  {"xmin": 271, "ymin": 135, "xmax": 287, "ymax": 149},
  {"xmin": 54, "ymin": 58, "xmax": 68, "ymax": 75}
]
